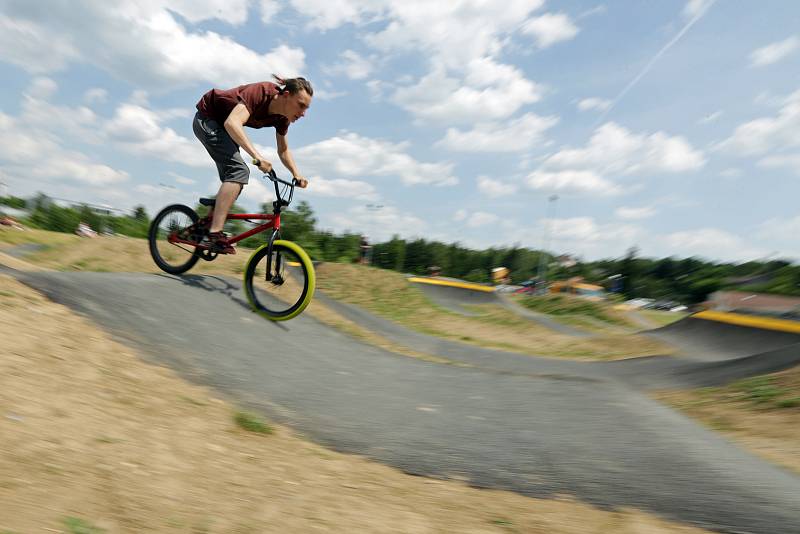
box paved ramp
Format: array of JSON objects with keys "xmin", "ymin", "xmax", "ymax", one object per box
[
  {"xmin": 407, "ymin": 276, "xmax": 497, "ymax": 316},
  {"xmin": 8, "ymin": 269, "xmax": 800, "ymax": 534},
  {"xmin": 649, "ymin": 312, "xmax": 800, "ymax": 361}
]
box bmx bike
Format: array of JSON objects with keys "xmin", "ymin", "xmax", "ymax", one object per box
[{"xmin": 148, "ymin": 169, "xmax": 315, "ymax": 321}]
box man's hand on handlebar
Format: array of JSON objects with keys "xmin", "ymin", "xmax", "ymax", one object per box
[
  {"xmin": 293, "ymin": 174, "xmax": 308, "ymax": 188},
  {"xmin": 251, "ymin": 157, "xmax": 273, "ymax": 174}
]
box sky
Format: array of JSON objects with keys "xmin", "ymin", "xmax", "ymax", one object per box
[{"xmin": 0, "ymin": 0, "xmax": 799, "ymax": 263}]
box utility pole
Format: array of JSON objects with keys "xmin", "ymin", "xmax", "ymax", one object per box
[{"xmin": 536, "ymin": 194, "xmax": 558, "ymax": 293}]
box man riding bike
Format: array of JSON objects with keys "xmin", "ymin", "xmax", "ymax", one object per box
[{"xmin": 193, "ymin": 75, "xmax": 313, "ymax": 253}]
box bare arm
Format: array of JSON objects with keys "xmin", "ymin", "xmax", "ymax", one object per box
[
  {"xmin": 223, "ymin": 103, "xmax": 272, "ymax": 172},
  {"xmin": 277, "ymin": 131, "xmax": 308, "ymax": 188}
]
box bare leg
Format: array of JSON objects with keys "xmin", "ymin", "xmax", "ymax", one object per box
[{"xmin": 209, "ymin": 182, "xmax": 243, "ymax": 233}]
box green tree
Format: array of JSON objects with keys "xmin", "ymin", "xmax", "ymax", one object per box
[
  {"xmin": 132, "ymin": 205, "xmax": 149, "ymax": 222},
  {"xmin": 0, "ymin": 195, "xmax": 26, "ymax": 209}
]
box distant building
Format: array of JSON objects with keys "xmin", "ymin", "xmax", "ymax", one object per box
[
  {"xmin": 549, "ymin": 276, "xmax": 606, "ymax": 300},
  {"xmin": 556, "ymin": 254, "xmax": 578, "ymax": 268},
  {"xmin": 705, "ymin": 290, "xmax": 800, "ymax": 317},
  {"xmin": 491, "ymin": 266, "xmax": 510, "ymax": 284}
]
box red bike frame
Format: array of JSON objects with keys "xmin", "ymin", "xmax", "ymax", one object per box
[
  {"xmin": 169, "ymin": 169, "xmax": 293, "ymax": 250},
  {"xmin": 169, "ymin": 211, "xmax": 280, "ymax": 248}
]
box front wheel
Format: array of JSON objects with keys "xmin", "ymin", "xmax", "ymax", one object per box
[
  {"xmin": 244, "ymin": 240, "xmax": 315, "ymax": 321},
  {"xmin": 148, "ymin": 204, "xmax": 201, "ymax": 274}
]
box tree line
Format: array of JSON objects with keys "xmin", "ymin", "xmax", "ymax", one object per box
[{"xmin": 4, "ymin": 194, "xmax": 798, "ymax": 304}]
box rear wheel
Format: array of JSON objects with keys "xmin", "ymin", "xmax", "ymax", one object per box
[
  {"xmin": 148, "ymin": 204, "xmax": 201, "ymax": 274},
  {"xmin": 244, "ymin": 240, "xmax": 315, "ymax": 321}
]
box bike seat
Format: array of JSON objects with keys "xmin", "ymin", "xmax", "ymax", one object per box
[{"xmin": 199, "ymin": 197, "xmax": 216, "ymax": 207}]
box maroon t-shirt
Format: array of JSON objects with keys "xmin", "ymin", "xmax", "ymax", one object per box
[{"xmin": 196, "ymin": 82, "xmax": 290, "ymax": 136}]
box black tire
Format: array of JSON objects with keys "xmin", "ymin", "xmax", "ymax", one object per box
[
  {"xmin": 243, "ymin": 240, "xmax": 315, "ymax": 321},
  {"xmin": 148, "ymin": 204, "xmax": 201, "ymax": 274}
]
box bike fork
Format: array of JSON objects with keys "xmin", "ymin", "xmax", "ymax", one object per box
[{"xmin": 265, "ymin": 229, "xmax": 282, "ymax": 283}]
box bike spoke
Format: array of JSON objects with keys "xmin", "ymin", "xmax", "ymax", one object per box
[{"xmin": 149, "ymin": 205, "xmax": 200, "ymax": 274}]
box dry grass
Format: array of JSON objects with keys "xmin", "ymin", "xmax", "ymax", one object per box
[
  {"xmin": 315, "ymin": 262, "xmax": 673, "ymax": 360},
  {"xmin": 654, "ymin": 367, "xmax": 800, "ymax": 474}
]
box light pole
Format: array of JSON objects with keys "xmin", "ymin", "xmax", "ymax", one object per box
[
  {"xmin": 536, "ymin": 194, "xmax": 558, "ymax": 292},
  {"xmin": 364, "ymin": 204, "xmax": 383, "ymax": 265}
]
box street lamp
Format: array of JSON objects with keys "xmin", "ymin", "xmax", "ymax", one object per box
[{"xmin": 536, "ymin": 194, "xmax": 558, "ymax": 292}]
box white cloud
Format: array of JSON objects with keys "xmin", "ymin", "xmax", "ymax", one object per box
[
  {"xmin": 683, "ymin": 0, "xmax": 715, "ymax": 19},
  {"xmin": 0, "ymin": 79, "xmax": 128, "ymax": 187},
  {"xmin": 392, "ymin": 60, "xmax": 543, "ymax": 124},
  {"xmin": 281, "ymin": 1, "xmax": 548, "ymax": 129},
  {"xmin": 325, "ymin": 49, "xmax": 376, "ymax": 80},
  {"xmin": 526, "ymin": 170, "xmax": 621, "ymax": 195},
  {"xmin": 0, "ymin": 3, "xmax": 306, "ymax": 88},
  {"xmin": 437, "ymin": 112, "xmax": 558, "ymax": 152},
  {"xmin": 757, "ymin": 216, "xmax": 800, "ymax": 258},
  {"xmin": 260, "ymin": 0, "xmax": 282, "ymax": 23},
  {"xmin": 477, "ymin": 176, "xmax": 518, "ymax": 198},
  {"xmin": 20, "ymin": 78, "xmax": 98, "ymax": 137},
  {"xmin": 577, "ymin": 97, "xmax": 611, "ymax": 112},
  {"xmin": 294, "ymin": 132, "xmax": 458, "ymax": 186},
  {"xmin": 0, "ymin": 111, "xmax": 128, "ymax": 186},
  {"xmin": 749, "ymin": 36, "xmax": 799, "ymax": 67},
  {"xmin": 542, "ymin": 122, "xmax": 705, "ymax": 175},
  {"xmin": 364, "ymin": 0, "xmax": 545, "ymax": 67},
  {"xmin": 84, "ymin": 88, "xmax": 109, "ymax": 105},
  {"xmin": 0, "ymin": 14, "xmax": 81, "ymax": 72},
  {"xmin": 154, "ymin": 0, "xmax": 251, "ymax": 25},
  {"xmin": 168, "ymin": 172, "xmax": 197, "ymax": 186},
  {"xmin": 540, "ymin": 217, "xmax": 642, "ymax": 247},
  {"xmin": 104, "ymin": 104, "xmax": 207, "ymax": 166},
  {"xmin": 664, "ymin": 228, "xmax": 766, "ymax": 262},
  {"xmin": 288, "ymin": 0, "xmax": 387, "ymax": 31},
  {"xmin": 521, "ymin": 12, "xmax": 579, "ymax": 48},
  {"xmin": 757, "ymin": 153, "xmax": 800, "ymax": 174},
  {"xmin": 717, "ymin": 89, "xmax": 800, "ymax": 156},
  {"xmin": 327, "ymin": 204, "xmax": 427, "ymax": 241},
  {"xmin": 451, "ymin": 209, "xmax": 499, "ymax": 228},
  {"xmin": 615, "ymin": 206, "xmax": 656, "ymax": 220},
  {"xmin": 306, "ymin": 176, "xmax": 379, "ymax": 201},
  {"xmin": 28, "ymin": 77, "xmax": 58, "ymax": 99}
]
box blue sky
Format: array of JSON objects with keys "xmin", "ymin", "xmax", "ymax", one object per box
[{"xmin": 0, "ymin": 0, "xmax": 799, "ymax": 263}]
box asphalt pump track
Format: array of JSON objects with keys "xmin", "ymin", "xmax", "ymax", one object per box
[{"xmin": 6, "ymin": 268, "xmax": 800, "ymax": 534}]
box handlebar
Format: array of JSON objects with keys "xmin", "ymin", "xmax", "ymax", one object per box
[
  {"xmin": 264, "ymin": 168, "xmax": 295, "ymax": 209},
  {"xmin": 266, "ymin": 168, "xmax": 295, "ymax": 188}
]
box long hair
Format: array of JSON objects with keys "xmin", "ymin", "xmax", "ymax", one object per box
[{"xmin": 272, "ymin": 74, "xmax": 314, "ymax": 96}]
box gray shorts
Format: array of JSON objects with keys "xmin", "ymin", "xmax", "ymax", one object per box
[{"xmin": 192, "ymin": 111, "xmax": 249, "ymax": 184}]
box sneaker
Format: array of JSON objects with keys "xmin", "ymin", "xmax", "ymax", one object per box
[{"xmin": 199, "ymin": 231, "xmax": 236, "ymax": 254}]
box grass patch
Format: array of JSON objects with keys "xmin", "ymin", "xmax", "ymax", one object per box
[
  {"xmin": 314, "ymin": 262, "xmax": 671, "ymax": 360},
  {"xmin": 734, "ymin": 376, "xmax": 790, "ymax": 406},
  {"xmin": 516, "ymin": 294, "xmax": 631, "ymax": 327},
  {"xmin": 638, "ymin": 309, "xmax": 687, "ymax": 327},
  {"xmin": 63, "ymin": 517, "xmax": 105, "ymax": 534},
  {"xmin": 234, "ymin": 411, "xmax": 273, "ymax": 435}
]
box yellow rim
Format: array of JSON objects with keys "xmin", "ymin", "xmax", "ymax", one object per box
[
  {"xmin": 694, "ymin": 310, "xmax": 800, "ymax": 334},
  {"xmin": 244, "ymin": 240, "xmax": 316, "ymax": 321},
  {"xmin": 407, "ymin": 276, "xmax": 495, "ymax": 293}
]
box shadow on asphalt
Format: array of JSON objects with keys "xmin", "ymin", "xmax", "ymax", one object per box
[{"xmin": 154, "ymin": 273, "xmax": 290, "ymax": 332}]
